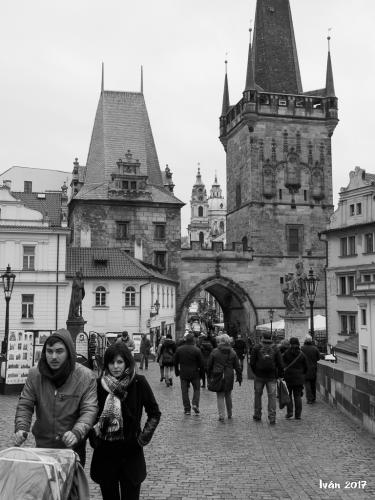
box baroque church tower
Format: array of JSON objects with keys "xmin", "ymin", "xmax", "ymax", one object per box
[
  {"xmin": 220, "ymin": 0, "xmax": 338, "ymax": 258},
  {"xmin": 188, "ymin": 167, "xmax": 210, "ymax": 246}
]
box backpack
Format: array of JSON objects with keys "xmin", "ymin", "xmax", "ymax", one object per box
[
  {"xmin": 256, "ymin": 344, "xmax": 276, "ymax": 372},
  {"xmin": 162, "ymin": 348, "xmax": 174, "ymax": 364}
]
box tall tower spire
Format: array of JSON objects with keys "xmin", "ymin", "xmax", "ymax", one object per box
[
  {"xmin": 141, "ymin": 65, "xmax": 144, "ymax": 94},
  {"xmin": 253, "ymin": 0, "xmax": 302, "ymax": 93},
  {"xmin": 325, "ymin": 36, "xmax": 336, "ymax": 97},
  {"xmin": 101, "ymin": 62, "xmax": 104, "ymax": 94},
  {"xmin": 221, "ymin": 60, "xmax": 230, "ymax": 116},
  {"xmin": 244, "ymin": 27, "xmax": 255, "ymax": 91}
]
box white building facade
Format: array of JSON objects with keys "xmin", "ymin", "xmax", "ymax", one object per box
[{"xmin": 323, "ymin": 167, "xmax": 375, "ymax": 374}]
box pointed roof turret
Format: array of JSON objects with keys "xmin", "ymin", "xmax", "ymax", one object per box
[
  {"xmin": 244, "ymin": 28, "xmax": 256, "ymax": 91},
  {"xmin": 325, "ymin": 36, "xmax": 336, "ymax": 97},
  {"xmin": 195, "ymin": 166, "xmax": 203, "ymax": 185},
  {"xmin": 221, "ymin": 60, "xmax": 230, "ymax": 116},
  {"xmin": 253, "ymin": 0, "xmax": 302, "ymax": 94}
]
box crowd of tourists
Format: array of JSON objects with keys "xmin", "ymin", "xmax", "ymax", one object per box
[{"xmin": 11, "ymin": 326, "xmax": 321, "ymax": 499}]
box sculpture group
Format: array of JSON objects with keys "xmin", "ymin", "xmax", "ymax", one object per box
[{"xmin": 282, "ymin": 261, "xmax": 307, "ymax": 314}]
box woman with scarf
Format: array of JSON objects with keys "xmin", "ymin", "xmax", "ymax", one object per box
[{"xmin": 90, "ymin": 343, "xmax": 161, "ymax": 500}]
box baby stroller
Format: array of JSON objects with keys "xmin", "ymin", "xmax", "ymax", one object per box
[{"xmin": 0, "ymin": 447, "xmax": 89, "ymax": 500}]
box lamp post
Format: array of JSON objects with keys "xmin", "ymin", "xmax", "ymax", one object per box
[
  {"xmin": 305, "ymin": 267, "xmax": 319, "ymax": 339},
  {"xmin": 268, "ymin": 308, "xmax": 274, "ymax": 337},
  {"xmin": 1, "ymin": 265, "xmax": 16, "ymax": 355}
]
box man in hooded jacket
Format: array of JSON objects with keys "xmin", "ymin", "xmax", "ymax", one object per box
[{"xmin": 14, "ymin": 328, "xmax": 98, "ymax": 466}]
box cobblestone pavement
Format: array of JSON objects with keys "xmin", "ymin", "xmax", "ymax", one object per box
[{"xmin": 1, "ymin": 362, "xmax": 375, "ymax": 499}]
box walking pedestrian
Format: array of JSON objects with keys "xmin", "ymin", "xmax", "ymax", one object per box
[
  {"xmin": 233, "ymin": 333, "xmax": 247, "ymax": 371},
  {"xmin": 207, "ymin": 334, "xmax": 242, "ymax": 422},
  {"xmin": 156, "ymin": 334, "xmax": 166, "ymax": 381},
  {"xmin": 250, "ymin": 332, "xmax": 283, "ymax": 425},
  {"xmin": 90, "ymin": 342, "xmax": 161, "ymax": 500},
  {"xmin": 14, "ymin": 329, "xmax": 97, "ymax": 466},
  {"xmin": 174, "ymin": 332, "xmax": 204, "ymax": 415},
  {"xmin": 301, "ymin": 334, "xmax": 321, "ymax": 404},
  {"xmin": 139, "ymin": 333, "xmax": 151, "ymax": 370},
  {"xmin": 198, "ymin": 333, "xmax": 214, "ymax": 388},
  {"xmin": 159, "ymin": 332, "xmax": 176, "ymax": 386},
  {"xmin": 277, "ymin": 338, "xmax": 290, "ymax": 356},
  {"xmin": 116, "ymin": 330, "xmax": 135, "ymax": 352},
  {"xmin": 282, "ymin": 337, "xmax": 308, "ymax": 419}
]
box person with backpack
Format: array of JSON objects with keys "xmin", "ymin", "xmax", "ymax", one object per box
[
  {"xmin": 198, "ymin": 334, "xmax": 214, "ymax": 388},
  {"xmin": 207, "ymin": 334, "xmax": 242, "ymax": 422},
  {"xmin": 158, "ymin": 333, "xmax": 176, "ymax": 387},
  {"xmin": 282, "ymin": 337, "xmax": 308, "ymax": 419},
  {"xmin": 250, "ymin": 332, "xmax": 283, "ymax": 425}
]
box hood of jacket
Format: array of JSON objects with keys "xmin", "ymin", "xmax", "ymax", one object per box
[
  {"xmin": 218, "ymin": 344, "xmax": 232, "ymax": 354},
  {"xmin": 41, "ymin": 328, "xmax": 76, "ymax": 369}
]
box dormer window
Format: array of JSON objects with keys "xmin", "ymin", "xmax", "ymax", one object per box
[{"xmin": 94, "ymin": 258, "xmax": 108, "ymax": 267}]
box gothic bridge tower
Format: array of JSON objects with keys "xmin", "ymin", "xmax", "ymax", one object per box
[{"xmin": 220, "ymin": 0, "xmax": 338, "ymax": 259}]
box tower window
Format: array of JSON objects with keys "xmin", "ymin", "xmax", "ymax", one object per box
[
  {"xmin": 287, "ymin": 225, "xmax": 303, "ymax": 254},
  {"xmin": 116, "ymin": 221, "xmax": 129, "ymax": 240},
  {"xmin": 236, "ymin": 183, "xmax": 241, "ymax": 209},
  {"xmin": 198, "ymin": 206, "xmax": 204, "ymax": 217},
  {"xmin": 356, "ymin": 203, "xmax": 362, "ymax": 215},
  {"xmin": 154, "ymin": 251, "xmax": 166, "ymax": 270},
  {"xmin": 199, "ymin": 232, "xmax": 204, "ymax": 246},
  {"xmin": 304, "ymin": 190, "xmax": 307, "ymax": 201},
  {"xmin": 154, "ymin": 224, "xmax": 166, "ymax": 240},
  {"xmin": 279, "ymin": 189, "xmax": 282, "ymax": 200}
]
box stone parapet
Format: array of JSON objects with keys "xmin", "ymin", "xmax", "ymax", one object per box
[{"xmin": 317, "ymin": 360, "xmax": 375, "ymax": 435}]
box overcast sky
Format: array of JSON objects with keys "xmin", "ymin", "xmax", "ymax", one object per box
[{"xmin": 1, "ymin": 0, "xmax": 375, "ymax": 236}]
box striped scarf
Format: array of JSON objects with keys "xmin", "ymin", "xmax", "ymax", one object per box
[{"xmin": 97, "ymin": 369, "xmax": 135, "ymax": 441}]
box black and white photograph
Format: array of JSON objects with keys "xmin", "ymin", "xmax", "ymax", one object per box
[{"xmin": 0, "ymin": 1, "xmax": 375, "ymax": 499}]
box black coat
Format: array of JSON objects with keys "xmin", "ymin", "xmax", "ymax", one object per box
[
  {"xmin": 90, "ymin": 374, "xmax": 161, "ymax": 486},
  {"xmin": 174, "ymin": 342, "xmax": 204, "ymax": 380},
  {"xmin": 301, "ymin": 343, "xmax": 321, "ymax": 380},
  {"xmin": 207, "ymin": 345, "xmax": 242, "ymax": 392},
  {"xmin": 282, "ymin": 348, "xmax": 308, "ymax": 387},
  {"xmin": 159, "ymin": 338, "xmax": 176, "ymax": 367}
]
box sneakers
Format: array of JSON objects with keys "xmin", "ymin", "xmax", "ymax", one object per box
[
  {"xmin": 253, "ymin": 415, "xmax": 261, "ymax": 421},
  {"xmin": 184, "ymin": 410, "xmax": 191, "ymax": 415},
  {"xmin": 192, "ymin": 405, "xmax": 200, "ymax": 414}
]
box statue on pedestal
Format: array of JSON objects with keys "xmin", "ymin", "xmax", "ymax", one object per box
[
  {"xmin": 282, "ymin": 261, "xmax": 307, "ymax": 314},
  {"xmin": 68, "ymin": 270, "xmax": 85, "ymax": 319}
]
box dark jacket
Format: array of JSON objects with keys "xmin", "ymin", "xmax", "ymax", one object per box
[
  {"xmin": 301, "ymin": 343, "xmax": 321, "ymax": 380},
  {"xmin": 233, "ymin": 338, "xmax": 247, "ymax": 359},
  {"xmin": 159, "ymin": 338, "xmax": 176, "ymax": 367},
  {"xmin": 250, "ymin": 340, "xmax": 283, "ymax": 380},
  {"xmin": 199, "ymin": 337, "xmax": 214, "ymax": 365},
  {"xmin": 90, "ymin": 374, "xmax": 161, "ymax": 486},
  {"xmin": 282, "ymin": 348, "xmax": 308, "ymax": 386},
  {"xmin": 207, "ymin": 345, "xmax": 242, "ymax": 392},
  {"xmin": 174, "ymin": 341, "xmax": 204, "ymax": 380},
  {"xmin": 140, "ymin": 337, "xmax": 151, "ymax": 355},
  {"xmin": 15, "ymin": 329, "xmax": 97, "ymax": 448}
]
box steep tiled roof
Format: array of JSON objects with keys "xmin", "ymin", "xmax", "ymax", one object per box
[
  {"xmin": 66, "ymin": 247, "xmax": 177, "ymax": 282},
  {"xmin": 335, "ymin": 335, "xmax": 359, "ymax": 356},
  {"xmin": 12, "ymin": 191, "xmax": 62, "ymax": 226}
]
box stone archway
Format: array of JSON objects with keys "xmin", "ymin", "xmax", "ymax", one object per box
[{"xmin": 177, "ymin": 276, "xmax": 258, "ymax": 337}]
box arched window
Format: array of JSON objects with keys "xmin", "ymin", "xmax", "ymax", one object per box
[
  {"xmin": 219, "ymin": 221, "xmax": 225, "ymax": 233},
  {"xmin": 125, "ymin": 286, "xmax": 136, "ymax": 307},
  {"xmin": 198, "ymin": 206, "xmax": 203, "ymax": 217},
  {"xmin": 95, "ymin": 286, "xmax": 106, "ymax": 307},
  {"xmin": 242, "ymin": 236, "xmax": 248, "ymax": 251}
]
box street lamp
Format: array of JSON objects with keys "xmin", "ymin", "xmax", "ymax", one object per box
[
  {"xmin": 305, "ymin": 267, "xmax": 319, "ymax": 339},
  {"xmin": 1, "ymin": 265, "xmax": 16, "ymax": 355},
  {"xmin": 150, "ymin": 299, "xmax": 160, "ymax": 318},
  {"xmin": 268, "ymin": 308, "xmax": 274, "ymax": 336}
]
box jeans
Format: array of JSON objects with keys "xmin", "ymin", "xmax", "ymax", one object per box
[
  {"xmin": 180, "ymin": 378, "xmax": 200, "ymax": 411},
  {"xmin": 304, "ymin": 378, "xmax": 317, "ymax": 402},
  {"xmin": 139, "ymin": 354, "xmax": 149, "ymax": 369},
  {"xmin": 253, "ymin": 378, "xmax": 276, "ymax": 421},
  {"xmin": 100, "ymin": 477, "xmax": 141, "ymax": 500},
  {"xmin": 286, "ymin": 384, "xmax": 303, "ymax": 418},
  {"xmin": 217, "ymin": 391, "xmax": 232, "ymax": 419}
]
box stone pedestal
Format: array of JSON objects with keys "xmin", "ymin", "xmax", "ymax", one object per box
[
  {"xmin": 283, "ymin": 314, "xmax": 309, "ymax": 342},
  {"xmin": 66, "ymin": 317, "xmax": 87, "ymax": 345}
]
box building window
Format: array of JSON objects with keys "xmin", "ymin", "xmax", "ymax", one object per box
[
  {"xmin": 130, "ymin": 181, "xmax": 137, "ymax": 190},
  {"xmin": 24, "ymin": 181, "xmax": 32, "ymax": 193},
  {"xmin": 154, "ymin": 251, "xmax": 166, "ymax": 270},
  {"xmin": 362, "ymin": 348, "xmax": 368, "ymax": 373},
  {"xmin": 95, "ymin": 286, "xmax": 106, "ymax": 307},
  {"xmin": 339, "ymin": 276, "xmax": 346, "ymax": 295},
  {"xmin": 279, "ymin": 189, "xmax": 283, "ymax": 200},
  {"xmin": 340, "ymin": 237, "xmax": 347, "ymax": 256},
  {"xmin": 340, "ymin": 236, "xmax": 356, "ymax": 256},
  {"xmin": 242, "ymin": 236, "xmax": 248, "ymax": 251},
  {"xmin": 22, "ymin": 294, "xmax": 34, "ymax": 319},
  {"xmin": 236, "ymin": 183, "xmax": 241, "ymax": 209},
  {"xmin": 349, "ymin": 204, "xmax": 355, "ymax": 216},
  {"xmin": 198, "ymin": 206, "xmax": 203, "ymax": 217},
  {"xmin": 365, "ymin": 233, "xmax": 374, "ymax": 253},
  {"xmin": 116, "ymin": 221, "xmax": 129, "ymax": 240},
  {"xmin": 23, "ymin": 246, "xmax": 35, "ymax": 270},
  {"xmin": 125, "ymin": 286, "xmax": 136, "ymax": 307},
  {"xmin": 287, "ymin": 225, "xmax": 303, "ymax": 254},
  {"xmin": 154, "ymin": 224, "xmax": 166, "ymax": 240},
  {"xmin": 356, "ymin": 203, "xmax": 362, "ymax": 215},
  {"xmin": 340, "ymin": 314, "xmax": 356, "ymax": 335},
  {"xmin": 338, "ymin": 275, "xmax": 355, "ymax": 295},
  {"xmin": 122, "ymin": 180, "xmax": 129, "ymax": 190},
  {"xmin": 199, "ymin": 232, "xmax": 204, "ymax": 246},
  {"xmin": 348, "ymin": 236, "xmax": 356, "ymax": 255},
  {"xmin": 303, "ymin": 190, "xmax": 307, "ymax": 201},
  {"xmin": 361, "ymin": 309, "xmax": 367, "ymax": 326}
]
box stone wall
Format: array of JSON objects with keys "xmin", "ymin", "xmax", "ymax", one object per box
[{"xmin": 317, "ymin": 360, "xmax": 375, "ymax": 435}]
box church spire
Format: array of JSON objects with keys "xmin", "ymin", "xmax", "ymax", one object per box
[
  {"xmin": 325, "ymin": 36, "xmax": 336, "ymax": 97},
  {"xmin": 253, "ymin": 0, "xmax": 302, "ymax": 94},
  {"xmin": 140, "ymin": 65, "xmax": 144, "ymax": 94},
  {"xmin": 101, "ymin": 62, "xmax": 104, "ymax": 94},
  {"xmin": 221, "ymin": 60, "xmax": 230, "ymax": 116},
  {"xmin": 244, "ymin": 28, "xmax": 255, "ymax": 91}
]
